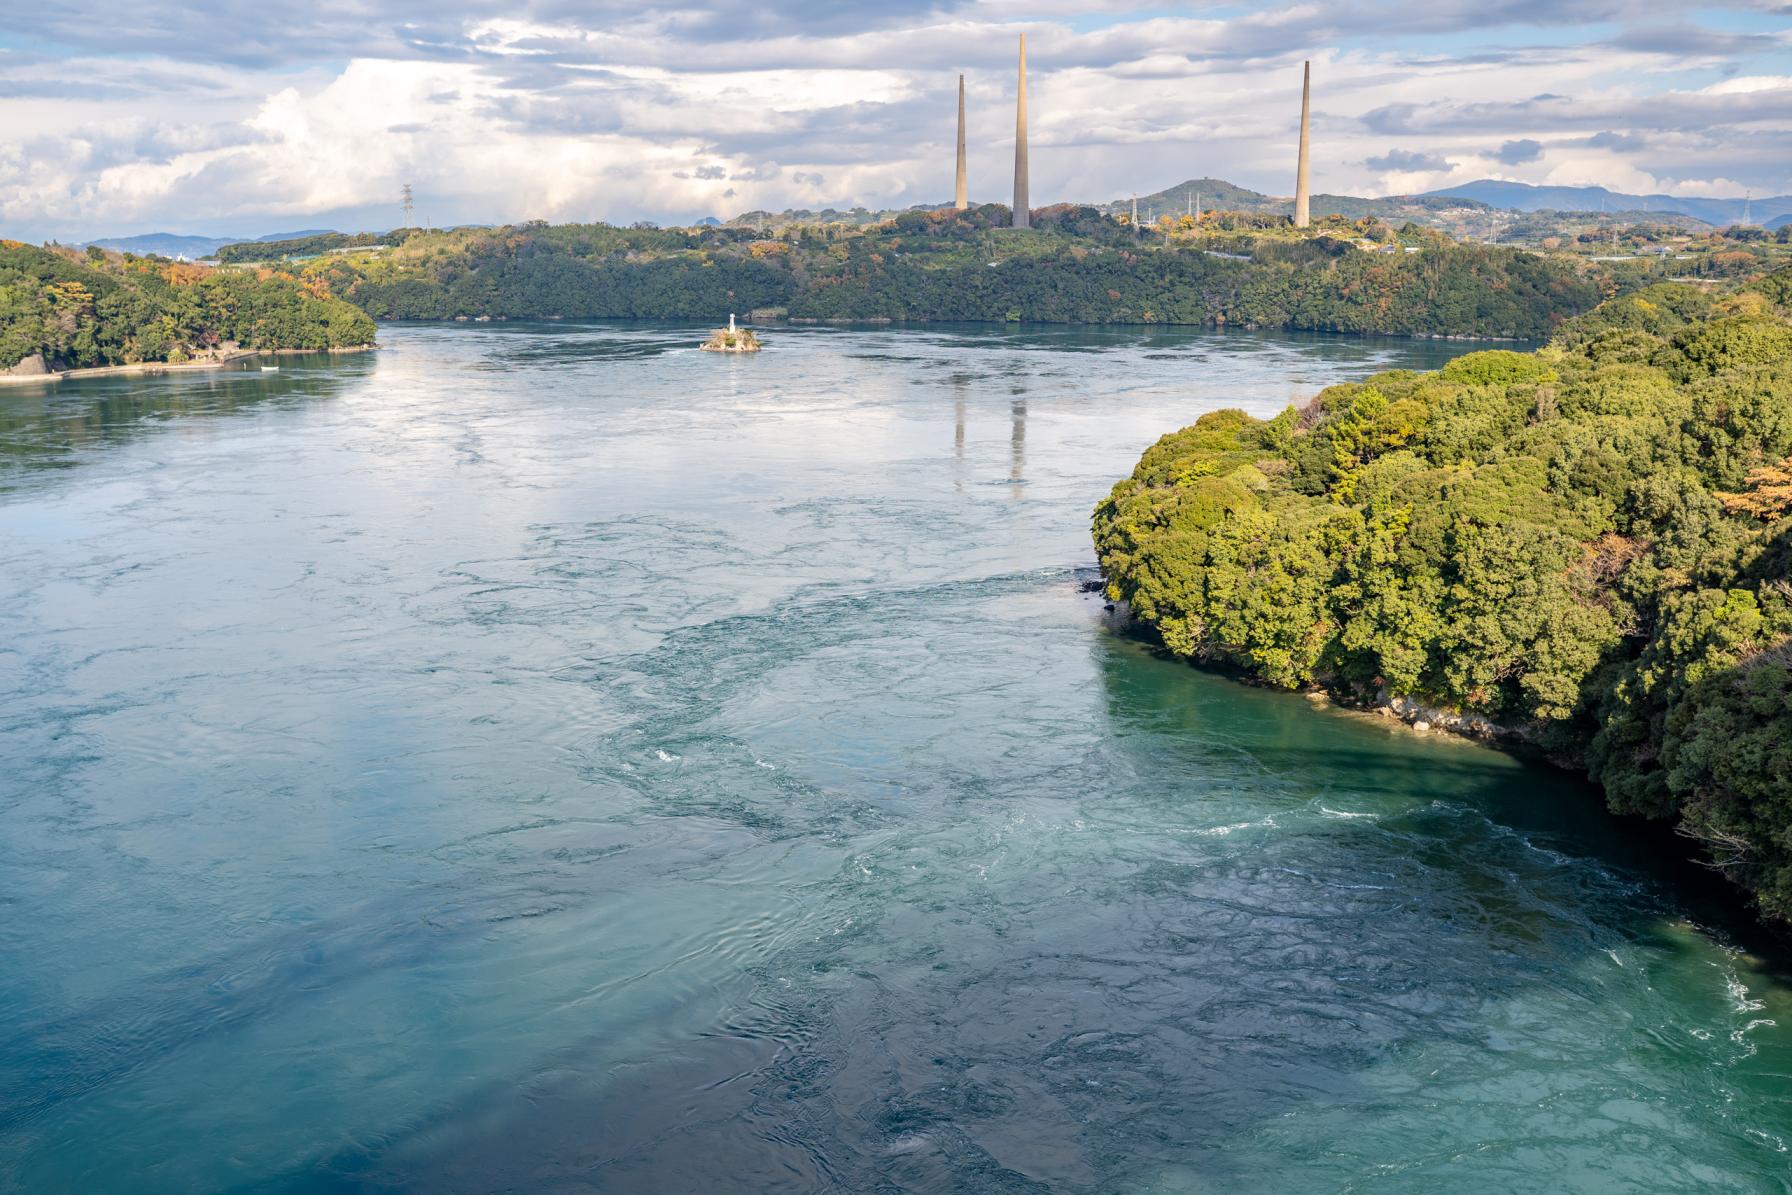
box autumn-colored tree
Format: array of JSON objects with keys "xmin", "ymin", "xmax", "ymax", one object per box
[
  {"xmin": 1722, "ymin": 456, "xmax": 1792, "ymax": 520},
  {"xmin": 0, "ymin": 241, "xmax": 375, "ymax": 371}
]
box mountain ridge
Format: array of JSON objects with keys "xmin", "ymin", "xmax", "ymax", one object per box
[
  {"xmin": 74, "ymin": 229, "xmax": 343, "ymax": 260},
  {"xmin": 1099, "ymin": 177, "xmax": 1493, "ymax": 221},
  {"xmin": 1103, "ymin": 177, "xmax": 1790, "ymax": 227},
  {"xmin": 1418, "ymin": 179, "xmax": 1792, "ymax": 225}
]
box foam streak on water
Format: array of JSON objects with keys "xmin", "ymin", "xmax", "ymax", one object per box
[{"xmin": 2, "ymin": 322, "xmax": 1790, "ymax": 1193}]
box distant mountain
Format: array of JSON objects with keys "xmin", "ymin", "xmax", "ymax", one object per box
[
  {"xmin": 1420, "ymin": 180, "xmax": 1792, "ymax": 227},
  {"xmin": 1100, "ymin": 178, "xmax": 1493, "ymax": 220},
  {"xmin": 74, "ymin": 233, "xmax": 227, "ymax": 259},
  {"xmin": 76, "ymin": 229, "xmax": 340, "ymax": 260},
  {"xmin": 1101, "ymin": 178, "xmax": 1283, "ymax": 216}
]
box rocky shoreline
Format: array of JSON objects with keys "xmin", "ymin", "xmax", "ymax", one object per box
[
  {"xmin": 1084, "ymin": 581, "xmax": 1529, "ymax": 751},
  {"xmin": 0, "ymin": 343, "xmax": 375, "ymax": 386}
]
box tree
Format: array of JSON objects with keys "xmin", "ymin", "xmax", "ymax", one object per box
[
  {"xmin": 1721, "ymin": 456, "xmax": 1792, "ymax": 520},
  {"xmin": 1093, "ymin": 286, "xmax": 1792, "ymax": 922}
]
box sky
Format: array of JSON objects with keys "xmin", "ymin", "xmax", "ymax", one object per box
[{"xmin": 1, "ymin": 1, "xmax": 1789, "ymax": 241}]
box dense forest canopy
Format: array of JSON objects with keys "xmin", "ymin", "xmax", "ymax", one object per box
[
  {"xmin": 197, "ymin": 202, "xmax": 1788, "ymax": 340},
  {"xmin": 181, "ymin": 204, "xmax": 1790, "ymax": 344},
  {"xmin": 1093, "ymin": 268, "xmax": 1792, "ymax": 919},
  {"xmin": 288, "ymin": 207, "xmax": 1608, "ymax": 340},
  {"xmin": 0, "ymin": 242, "xmax": 377, "ymax": 372}
]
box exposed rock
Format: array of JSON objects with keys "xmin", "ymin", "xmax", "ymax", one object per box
[{"xmin": 702, "ymin": 314, "xmax": 762, "ymax": 353}]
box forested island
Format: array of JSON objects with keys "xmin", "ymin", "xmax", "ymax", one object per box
[
  {"xmin": 32, "ymin": 201, "xmax": 1784, "ymax": 358},
  {"xmin": 1094, "ymin": 268, "xmax": 1792, "ymax": 919},
  {"xmin": 271, "ymin": 206, "xmax": 1605, "ymax": 340},
  {"xmin": 0, "ymin": 241, "xmax": 376, "ymax": 378}
]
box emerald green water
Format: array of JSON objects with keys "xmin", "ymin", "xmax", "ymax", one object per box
[{"xmin": 2, "ymin": 322, "xmax": 1790, "ymax": 1192}]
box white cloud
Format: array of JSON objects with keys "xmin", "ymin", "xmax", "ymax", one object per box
[
  {"xmin": 1700, "ymin": 74, "xmax": 1792, "ymax": 95},
  {"xmin": 1, "ymin": 2, "xmax": 1788, "ymax": 240}
]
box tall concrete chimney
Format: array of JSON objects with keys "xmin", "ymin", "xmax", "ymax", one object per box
[
  {"xmin": 1294, "ymin": 61, "xmax": 1312, "ymax": 229},
  {"xmin": 1013, "ymin": 34, "xmax": 1030, "ymax": 229},
  {"xmin": 954, "ymin": 74, "xmax": 968, "ymax": 210}
]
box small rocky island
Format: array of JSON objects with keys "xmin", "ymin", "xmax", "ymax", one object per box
[{"xmin": 701, "ymin": 314, "xmax": 761, "ymax": 353}]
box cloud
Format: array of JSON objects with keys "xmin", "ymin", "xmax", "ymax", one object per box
[
  {"xmin": 1362, "ymin": 79, "xmax": 1792, "ymax": 136},
  {"xmin": 1495, "ymin": 138, "xmax": 1543, "ymax": 164},
  {"xmin": 1612, "ymin": 23, "xmax": 1790, "ymax": 58},
  {"xmin": 0, "ymin": 0, "xmax": 1672, "ymax": 73},
  {"xmin": 1585, "ymin": 129, "xmax": 1646, "ymax": 152},
  {"xmin": 1365, "ymin": 148, "xmax": 1454, "ymax": 172},
  {"xmin": 2, "ymin": 2, "xmax": 1789, "ymax": 241}
]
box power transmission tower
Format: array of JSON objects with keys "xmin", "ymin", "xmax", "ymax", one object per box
[{"xmin": 401, "ymin": 183, "xmax": 415, "ymax": 229}]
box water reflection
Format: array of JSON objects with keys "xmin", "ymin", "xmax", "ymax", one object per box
[
  {"xmin": 1009, "ymin": 399, "xmax": 1026, "ymax": 491},
  {"xmin": 0, "ymin": 353, "xmax": 369, "ymax": 487},
  {"xmin": 953, "ymin": 375, "xmax": 967, "ymax": 462}
]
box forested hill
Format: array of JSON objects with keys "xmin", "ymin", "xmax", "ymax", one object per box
[
  {"xmin": 1094, "ymin": 268, "xmax": 1792, "ymax": 920},
  {"xmin": 304, "ymin": 206, "xmax": 1603, "ymax": 340},
  {"xmin": 1100, "ymin": 177, "xmax": 1494, "ymax": 222},
  {"xmin": 0, "ymin": 242, "xmax": 377, "ymax": 374}
]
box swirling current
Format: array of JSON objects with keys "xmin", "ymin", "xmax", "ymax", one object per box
[{"xmin": 2, "ymin": 322, "xmax": 1790, "ymax": 1193}]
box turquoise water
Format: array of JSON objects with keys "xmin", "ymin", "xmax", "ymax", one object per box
[{"xmin": 2, "ymin": 322, "xmax": 1790, "ymax": 1192}]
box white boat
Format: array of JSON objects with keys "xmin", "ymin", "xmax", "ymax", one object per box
[{"xmin": 260, "ymin": 366, "xmax": 281, "ymax": 372}]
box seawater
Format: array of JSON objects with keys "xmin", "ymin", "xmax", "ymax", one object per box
[{"xmin": 2, "ymin": 322, "xmax": 1790, "ymax": 1193}]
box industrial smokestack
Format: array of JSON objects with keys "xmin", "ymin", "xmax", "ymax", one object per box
[
  {"xmin": 955, "ymin": 74, "xmax": 968, "ymax": 210},
  {"xmin": 1294, "ymin": 61, "xmax": 1311, "ymax": 229},
  {"xmin": 1013, "ymin": 34, "xmax": 1030, "ymax": 229}
]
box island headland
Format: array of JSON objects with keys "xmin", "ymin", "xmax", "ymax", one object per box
[{"xmin": 1094, "ymin": 266, "xmax": 1792, "ymax": 922}]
